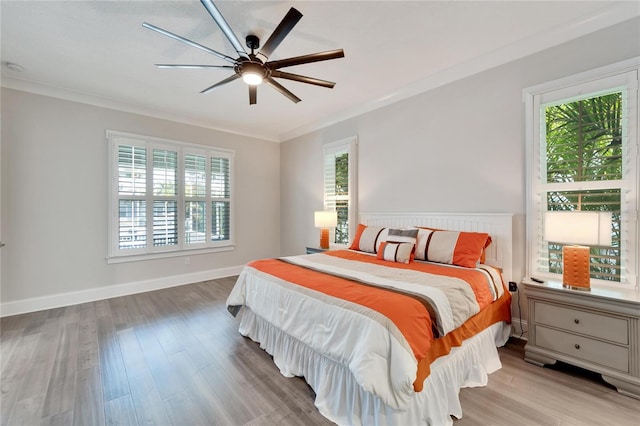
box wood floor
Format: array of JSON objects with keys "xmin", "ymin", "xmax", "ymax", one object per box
[{"xmin": 1, "ymin": 277, "xmax": 638, "ymax": 426}]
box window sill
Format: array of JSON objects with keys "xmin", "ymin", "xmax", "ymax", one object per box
[
  {"xmin": 522, "ymin": 278, "xmax": 640, "ymax": 304},
  {"xmin": 528, "ymin": 272, "xmax": 636, "ymax": 291},
  {"xmin": 106, "ymin": 245, "xmax": 235, "ymax": 264}
]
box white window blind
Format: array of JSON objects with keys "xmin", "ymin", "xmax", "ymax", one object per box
[
  {"xmin": 323, "ymin": 137, "xmax": 357, "ymax": 245},
  {"xmin": 525, "ymin": 62, "xmax": 639, "ymax": 287},
  {"xmin": 107, "ymin": 131, "xmax": 234, "ymax": 260}
]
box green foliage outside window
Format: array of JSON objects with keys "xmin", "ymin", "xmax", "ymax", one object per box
[
  {"xmin": 334, "ymin": 153, "xmax": 349, "ymax": 244},
  {"xmin": 545, "ymin": 92, "xmax": 622, "ymax": 281}
]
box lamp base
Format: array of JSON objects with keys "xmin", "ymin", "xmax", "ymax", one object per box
[
  {"xmin": 562, "ymin": 245, "xmax": 591, "ymax": 291},
  {"xmin": 319, "ymin": 228, "xmax": 330, "ymax": 249},
  {"xmin": 562, "ymin": 283, "xmax": 591, "ymax": 291}
]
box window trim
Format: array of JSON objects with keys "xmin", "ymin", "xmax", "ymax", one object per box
[
  {"xmin": 323, "ymin": 136, "xmax": 358, "ymax": 246},
  {"xmin": 106, "ymin": 130, "xmax": 235, "ymax": 263},
  {"xmin": 524, "ymin": 58, "xmax": 639, "ymax": 288}
]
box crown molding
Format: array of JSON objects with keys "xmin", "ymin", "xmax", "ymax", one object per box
[
  {"xmin": 279, "ymin": 2, "xmax": 640, "ymax": 142},
  {"xmin": 0, "ymin": 77, "xmax": 279, "ymax": 143},
  {"xmin": 2, "ymin": 2, "xmax": 637, "ymax": 144}
]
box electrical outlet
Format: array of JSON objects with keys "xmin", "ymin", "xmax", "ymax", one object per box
[
  {"xmin": 508, "ymin": 281, "xmax": 518, "ymax": 292},
  {"xmin": 185, "ymin": 257, "xmax": 190, "ymax": 265}
]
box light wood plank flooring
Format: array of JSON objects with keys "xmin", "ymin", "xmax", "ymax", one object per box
[{"xmin": 1, "ymin": 277, "xmax": 638, "ymax": 425}]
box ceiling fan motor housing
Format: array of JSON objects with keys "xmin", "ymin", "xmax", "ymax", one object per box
[
  {"xmin": 245, "ymin": 34, "xmax": 260, "ymax": 51},
  {"xmin": 235, "ymin": 59, "xmax": 269, "ymax": 80}
]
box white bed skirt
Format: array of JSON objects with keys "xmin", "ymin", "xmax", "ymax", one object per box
[{"xmin": 238, "ymin": 308, "xmax": 511, "ymax": 426}]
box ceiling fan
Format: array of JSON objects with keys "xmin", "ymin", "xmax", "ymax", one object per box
[{"xmin": 143, "ymin": 0, "xmax": 345, "ymax": 105}]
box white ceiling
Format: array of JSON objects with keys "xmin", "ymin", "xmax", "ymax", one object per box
[{"xmin": 2, "ymin": 1, "xmax": 638, "ymax": 142}]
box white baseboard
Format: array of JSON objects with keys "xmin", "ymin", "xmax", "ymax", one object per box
[
  {"xmin": 510, "ymin": 317, "xmax": 529, "ymax": 340},
  {"xmin": 0, "ymin": 265, "xmax": 244, "ymax": 317},
  {"xmin": 1, "ymin": 272, "xmax": 534, "ymax": 341}
]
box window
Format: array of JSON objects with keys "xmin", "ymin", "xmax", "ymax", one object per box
[
  {"xmin": 525, "ymin": 61, "xmax": 639, "ymax": 287},
  {"xmin": 107, "ymin": 131, "xmax": 234, "ymax": 261},
  {"xmin": 323, "ymin": 137, "xmax": 357, "ymax": 245}
]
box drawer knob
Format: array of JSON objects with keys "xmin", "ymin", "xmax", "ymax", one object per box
[
  {"xmin": 575, "ymin": 344, "xmax": 581, "ymax": 350},
  {"xmin": 574, "ymin": 318, "xmax": 580, "ymax": 324}
]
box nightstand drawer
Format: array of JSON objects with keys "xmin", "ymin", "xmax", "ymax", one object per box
[
  {"xmin": 536, "ymin": 325, "xmax": 629, "ymax": 372},
  {"xmin": 534, "ymin": 301, "xmax": 628, "ymax": 345}
]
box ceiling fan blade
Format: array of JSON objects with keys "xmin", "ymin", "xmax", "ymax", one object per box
[
  {"xmin": 249, "ymin": 85, "xmax": 257, "ymax": 105},
  {"xmin": 200, "ymin": 0, "xmax": 249, "ymax": 59},
  {"xmin": 267, "ymin": 49, "xmax": 345, "ymax": 69},
  {"xmin": 257, "ymin": 8, "xmax": 303, "ymax": 62},
  {"xmin": 271, "ymin": 70, "xmax": 335, "ymax": 88},
  {"xmin": 264, "ymin": 78, "xmax": 301, "ymax": 103},
  {"xmin": 155, "ymin": 64, "xmax": 234, "ymax": 69},
  {"xmin": 200, "ymin": 74, "xmax": 241, "ymax": 94},
  {"xmin": 142, "ymin": 22, "xmax": 236, "ymax": 64}
]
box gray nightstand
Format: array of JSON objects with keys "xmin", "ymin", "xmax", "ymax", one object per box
[
  {"xmin": 306, "ymin": 246, "xmax": 328, "ymax": 254},
  {"xmin": 523, "ymin": 279, "xmax": 640, "ymax": 399}
]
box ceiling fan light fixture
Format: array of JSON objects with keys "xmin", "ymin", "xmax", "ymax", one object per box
[
  {"xmin": 240, "ymin": 62, "xmax": 266, "ymax": 85},
  {"xmin": 242, "ymin": 71, "xmax": 263, "ymax": 85}
]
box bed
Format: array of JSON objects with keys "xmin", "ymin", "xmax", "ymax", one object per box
[{"xmin": 226, "ymin": 213, "xmax": 514, "ymax": 425}]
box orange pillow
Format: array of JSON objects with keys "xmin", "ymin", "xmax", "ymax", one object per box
[
  {"xmin": 414, "ymin": 228, "xmax": 491, "ymax": 268},
  {"xmin": 349, "ymin": 224, "xmax": 388, "ymax": 253}
]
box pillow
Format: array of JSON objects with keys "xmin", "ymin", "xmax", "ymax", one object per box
[
  {"xmin": 414, "ymin": 228, "xmax": 491, "ymax": 268},
  {"xmin": 387, "ymin": 228, "xmax": 418, "ymax": 245},
  {"xmin": 377, "ymin": 241, "xmax": 414, "ymax": 264},
  {"xmin": 349, "ymin": 224, "xmax": 388, "ymax": 253}
]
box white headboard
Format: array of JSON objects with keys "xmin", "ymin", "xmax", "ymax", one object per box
[{"xmin": 360, "ymin": 213, "xmax": 514, "ymax": 283}]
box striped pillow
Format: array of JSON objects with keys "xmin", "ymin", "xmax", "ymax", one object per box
[
  {"xmin": 349, "ymin": 224, "xmax": 388, "ymax": 253},
  {"xmin": 415, "ymin": 228, "xmax": 491, "ymax": 268},
  {"xmin": 377, "ymin": 241, "xmax": 414, "ymax": 264}
]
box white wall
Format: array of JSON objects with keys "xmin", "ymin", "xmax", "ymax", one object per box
[
  {"xmin": 2, "ymin": 18, "xmax": 638, "ymax": 317},
  {"xmin": 280, "ymin": 18, "xmax": 640, "ymax": 320},
  {"xmin": 1, "ymin": 88, "xmax": 280, "ymax": 314}
]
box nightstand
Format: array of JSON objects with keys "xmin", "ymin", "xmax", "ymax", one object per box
[
  {"xmin": 306, "ymin": 246, "xmax": 328, "ymax": 254},
  {"xmin": 523, "ymin": 279, "xmax": 640, "ymax": 399}
]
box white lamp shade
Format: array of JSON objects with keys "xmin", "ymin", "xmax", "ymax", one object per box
[
  {"xmin": 314, "ymin": 211, "xmax": 337, "ymax": 228},
  {"xmin": 544, "ymin": 211, "xmax": 612, "ymax": 246}
]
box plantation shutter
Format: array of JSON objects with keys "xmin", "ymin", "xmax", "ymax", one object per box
[
  {"xmin": 528, "ymin": 69, "xmax": 638, "ymax": 286},
  {"xmin": 323, "ymin": 143, "xmax": 347, "ymax": 210},
  {"xmin": 184, "ymin": 151, "xmax": 207, "ymax": 245},
  {"xmin": 323, "ymin": 138, "xmax": 357, "ymax": 245},
  {"xmin": 107, "ymin": 130, "xmax": 235, "ymax": 260},
  {"xmin": 152, "ymin": 148, "xmax": 178, "ymax": 248},
  {"xmin": 210, "ymin": 154, "xmax": 231, "ymax": 242},
  {"xmin": 117, "ymin": 141, "xmax": 147, "ymax": 251}
]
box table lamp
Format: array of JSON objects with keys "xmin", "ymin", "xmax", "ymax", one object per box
[
  {"xmin": 544, "ymin": 211, "xmax": 612, "ymax": 291},
  {"xmin": 314, "ymin": 211, "xmax": 337, "ymax": 249}
]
